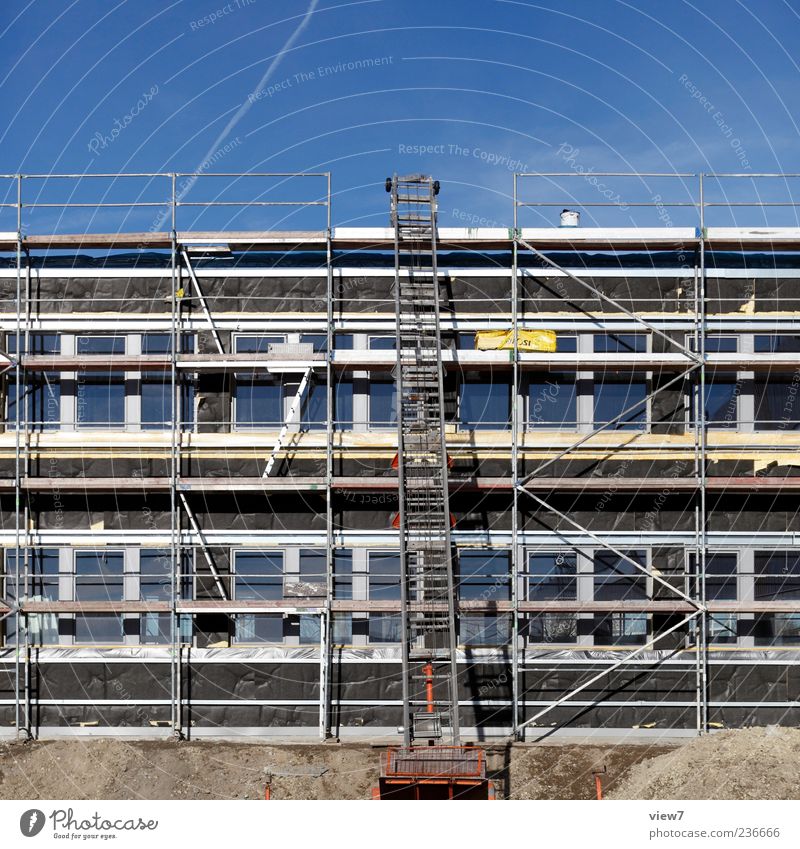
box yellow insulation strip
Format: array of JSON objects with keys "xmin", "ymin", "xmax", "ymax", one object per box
[{"xmin": 475, "ymin": 329, "xmax": 557, "ymax": 352}]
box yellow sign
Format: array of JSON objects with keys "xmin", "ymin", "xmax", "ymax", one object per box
[{"xmin": 475, "ymin": 329, "xmax": 557, "ymax": 352}]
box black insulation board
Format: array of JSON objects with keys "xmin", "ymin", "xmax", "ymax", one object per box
[{"xmin": 1, "ymin": 660, "xmax": 797, "ymax": 730}]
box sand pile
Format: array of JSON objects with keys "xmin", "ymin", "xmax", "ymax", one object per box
[{"xmin": 609, "ymin": 727, "xmax": 800, "ymax": 800}]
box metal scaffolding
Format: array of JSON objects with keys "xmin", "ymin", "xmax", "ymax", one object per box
[{"xmin": 0, "ymin": 171, "xmax": 799, "ymax": 739}]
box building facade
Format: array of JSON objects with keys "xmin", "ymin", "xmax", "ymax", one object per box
[{"xmin": 1, "ymin": 172, "xmax": 799, "ymax": 739}]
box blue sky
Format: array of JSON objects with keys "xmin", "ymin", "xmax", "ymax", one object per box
[{"xmin": 3, "ymin": 0, "xmax": 800, "ymax": 232}]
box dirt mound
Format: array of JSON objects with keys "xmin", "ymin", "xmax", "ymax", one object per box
[
  {"xmin": 0, "ymin": 739, "xmax": 379, "ymax": 800},
  {"xmin": 0, "ymin": 738, "xmax": 676, "ymax": 800},
  {"xmin": 609, "ymin": 727, "xmax": 800, "ymax": 800}
]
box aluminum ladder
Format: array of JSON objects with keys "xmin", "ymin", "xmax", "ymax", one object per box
[{"xmin": 387, "ymin": 174, "xmax": 460, "ymax": 745}]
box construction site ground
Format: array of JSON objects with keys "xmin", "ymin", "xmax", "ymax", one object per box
[{"xmin": 1, "ymin": 729, "xmax": 793, "ymax": 800}]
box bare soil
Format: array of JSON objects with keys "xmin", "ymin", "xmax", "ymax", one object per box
[
  {"xmin": 608, "ymin": 727, "xmax": 800, "ymax": 800},
  {"xmin": 0, "ymin": 738, "xmax": 677, "ymax": 800}
]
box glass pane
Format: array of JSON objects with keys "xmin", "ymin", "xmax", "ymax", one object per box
[
  {"xmin": 755, "ymin": 335, "xmax": 800, "ymax": 353},
  {"xmin": 369, "ymin": 553, "xmax": 400, "ymax": 600},
  {"xmin": 593, "ymin": 379, "xmax": 646, "ymax": 429},
  {"xmin": 7, "ymin": 333, "xmax": 60, "ymax": 354},
  {"xmin": 234, "ymin": 336, "xmax": 284, "ymax": 353},
  {"xmin": 333, "ymin": 550, "xmax": 353, "ymax": 600},
  {"xmin": 75, "ymin": 615, "xmax": 123, "ymax": 643},
  {"xmin": 142, "ymin": 333, "xmax": 195, "ymax": 354},
  {"xmin": 754, "ymin": 378, "xmax": 800, "ymax": 430},
  {"xmin": 594, "ymin": 613, "xmax": 647, "ymax": 645},
  {"xmin": 335, "ymin": 378, "xmax": 353, "ymax": 429},
  {"xmin": 594, "ymin": 333, "xmax": 646, "ymax": 353},
  {"xmin": 703, "ymin": 377, "xmax": 740, "ymax": 429},
  {"xmin": 459, "ymin": 380, "xmax": 510, "ymax": 430},
  {"xmin": 369, "ymin": 336, "xmax": 396, "ymax": 350},
  {"xmin": 529, "ymin": 375, "xmax": 577, "ymax": 428},
  {"xmin": 692, "ymin": 335, "xmax": 738, "ymax": 353},
  {"xmin": 368, "ymin": 613, "xmax": 401, "ymax": 642},
  {"xmin": 556, "ymin": 335, "xmax": 577, "ymax": 353},
  {"xmin": 369, "ymin": 380, "xmax": 396, "ymax": 427},
  {"xmin": 300, "ymin": 380, "xmax": 326, "ymax": 430},
  {"xmin": 332, "ymin": 613, "xmax": 352, "ymax": 644},
  {"xmin": 594, "ymin": 551, "xmax": 647, "ymax": 601},
  {"xmin": 754, "ymin": 613, "xmax": 800, "ymax": 646},
  {"xmin": 755, "ymin": 552, "xmax": 800, "ymax": 601},
  {"xmin": 76, "ymin": 372, "xmax": 125, "ymax": 427},
  {"xmin": 7, "ymin": 375, "xmax": 60, "ymax": 430},
  {"xmin": 235, "ymin": 378, "xmax": 282, "ymax": 428},
  {"xmin": 528, "ymin": 552, "xmax": 578, "ymax": 600},
  {"xmin": 75, "ymin": 551, "xmax": 124, "ymax": 602},
  {"xmin": 299, "ymin": 614, "xmax": 321, "ymax": 644},
  {"xmin": 300, "ymin": 334, "xmax": 327, "ymax": 353},
  {"xmin": 459, "ymin": 615, "xmax": 511, "ymax": 645},
  {"xmin": 235, "ymin": 552, "xmax": 284, "ymax": 600},
  {"xmin": 77, "ymin": 336, "xmax": 125, "ymax": 355},
  {"xmin": 236, "ymin": 613, "xmax": 283, "ymax": 642},
  {"xmin": 525, "ymin": 613, "xmax": 577, "ymax": 643},
  {"xmin": 458, "ymin": 550, "xmax": 510, "ymax": 600}
]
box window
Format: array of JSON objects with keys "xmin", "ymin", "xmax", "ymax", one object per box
[
  {"xmin": 459, "ymin": 614, "xmax": 511, "ymax": 645},
  {"xmin": 690, "ymin": 335, "xmax": 738, "ymax": 353},
  {"xmin": 755, "ymin": 552, "xmax": 800, "ymax": 602},
  {"xmin": 528, "ymin": 552, "xmax": 578, "ymax": 600},
  {"xmin": 593, "ymin": 550, "xmax": 647, "ymax": 645},
  {"xmin": 299, "ymin": 378, "xmax": 326, "ymax": 431},
  {"xmin": 690, "ymin": 552, "xmax": 737, "ymax": 644},
  {"xmin": 141, "ymin": 378, "xmax": 194, "ymax": 430},
  {"xmin": 4, "ymin": 549, "xmax": 59, "ymax": 645},
  {"xmin": 754, "ymin": 613, "xmax": 800, "ymax": 646},
  {"xmin": 753, "ymin": 552, "xmax": 800, "ymax": 644},
  {"xmin": 142, "ymin": 333, "xmax": 195, "ymax": 354},
  {"xmin": 594, "ymin": 550, "xmax": 647, "ymax": 600},
  {"xmin": 233, "ymin": 549, "xmax": 285, "ymax": 643},
  {"xmin": 296, "ymin": 549, "xmax": 326, "ymax": 596},
  {"xmin": 333, "ymin": 550, "xmax": 353, "ymax": 599},
  {"xmin": 529, "ymin": 375, "xmax": 576, "ymax": 429},
  {"xmin": 74, "ymin": 550, "xmax": 124, "ymax": 643},
  {"xmin": 300, "ymin": 333, "xmax": 327, "ymax": 353},
  {"xmin": 234, "ymin": 551, "xmax": 284, "ymax": 600},
  {"xmin": 7, "ymin": 333, "xmax": 60, "ymax": 355},
  {"xmin": 7, "ymin": 373, "xmax": 60, "ymax": 430},
  {"xmin": 459, "ymin": 378, "xmax": 511, "ymax": 430},
  {"xmin": 334, "ymin": 376, "xmax": 354, "ymax": 430},
  {"xmin": 234, "ymin": 335, "xmax": 285, "ymax": 353},
  {"xmin": 594, "ymin": 613, "xmax": 647, "ymax": 645},
  {"xmin": 235, "ymin": 374, "xmax": 282, "ymax": 428},
  {"xmin": 754, "ymin": 375, "xmax": 800, "ymax": 430},
  {"xmin": 236, "ymin": 613, "xmax": 283, "ymax": 643},
  {"xmin": 77, "ymin": 336, "xmax": 125, "ymax": 355},
  {"xmin": 754, "ymin": 335, "xmax": 800, "ymax": 353},
  {"xmin": 525, "ymin": 614, "xmax": 577, "ymax": 644},
  {"xmin": 368, "ymin": 336, "xmax": 396, "ymax": 350},
  {"xmin": 368, "ymin": 375, "xmax": 396, "ymax": 428},
  {"xmin": 139, "ymin": 549, "xmax": 191, "ymax": 644},
  {"xmin": 458, "ymin": 550, "xmax": 510, "ymax": 601},
  {"xmin": 594, "ymin": 376, "xmax": 647, "ymax": 430},
  {"xmin": 368, "ymin": 552, "xmax": 401, "ymax": 642},
  {"xmin": 702, "ymin": 374, "xmax": 741, "ymax": 429},
  {"xmin": 594, "ymin": 333, "xmax": 646, "ymax": 353},
  {"xmin": 299, "ymin": 614, "xmax": 322, "ymax": 644},
  {"xmin": 76, "ymin": 372, "xmax": 125, "ymax": 428}
]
